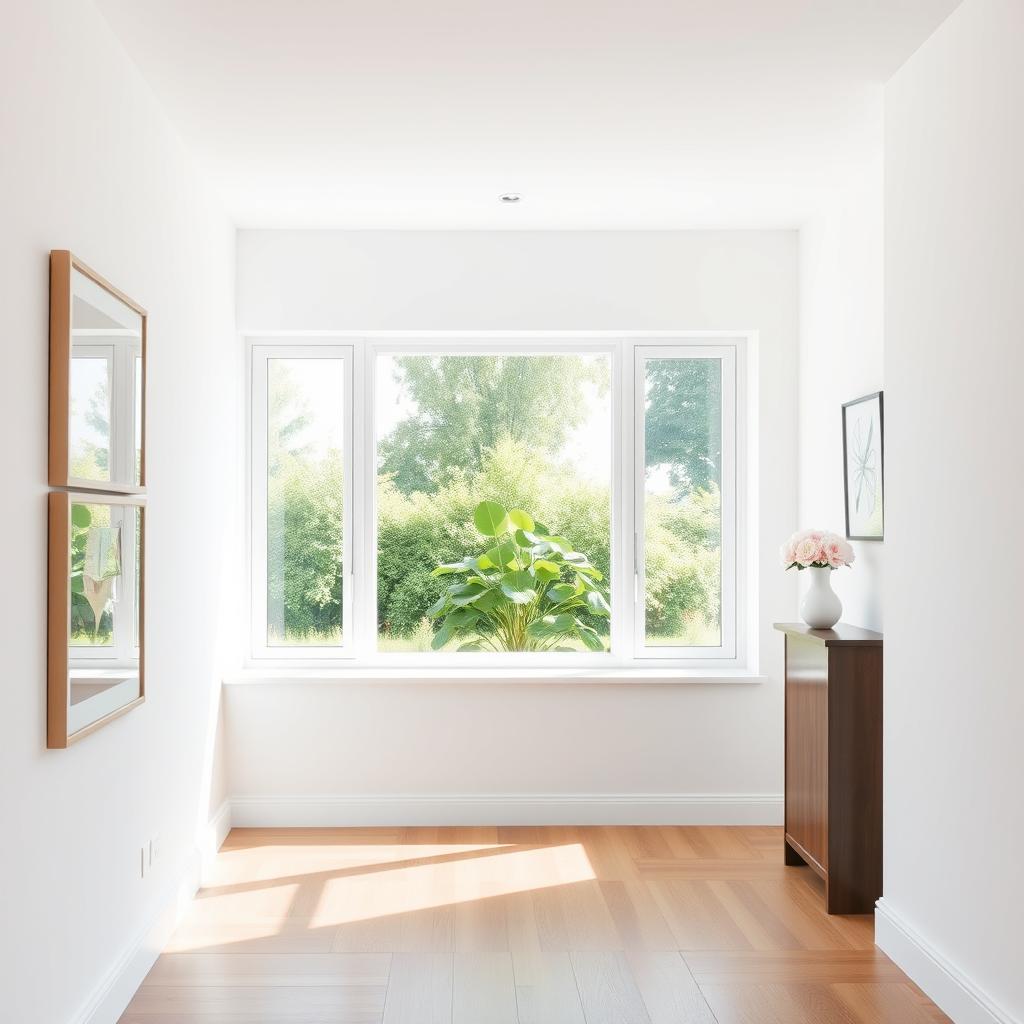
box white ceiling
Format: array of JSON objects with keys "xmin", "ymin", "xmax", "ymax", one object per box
[{"xmin": 97, "ymin": 0, "xmax": 959, "ymax": 229}]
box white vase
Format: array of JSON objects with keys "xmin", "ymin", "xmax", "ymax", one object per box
[{"xmin": 800, "ymin": 566, "xmax": 842, "ymax": 629}]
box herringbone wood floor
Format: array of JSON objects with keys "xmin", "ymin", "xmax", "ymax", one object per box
[{"xmin": 120, "ymin": 826, "xmax": 949, "ymax": 1023}]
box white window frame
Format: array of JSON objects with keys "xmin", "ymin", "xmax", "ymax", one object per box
[
  {"xmin": 249, "ymin": 343, "xmax": 355, "ymax": 660},
  {"xmin": 634, "ymin": 345, "xmax": 738, "ymax": 662},
  {"xmin": 245, "ymin": 333, "xmax": 750, "ymax": 673}
]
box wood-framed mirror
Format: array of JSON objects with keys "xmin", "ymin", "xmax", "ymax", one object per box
[
  {"xmin": 49, "ymin": 251, "xmax": 146, "ymax": 492},
  {"xmin": 48, "ymin": 491, "xmax": 145, "ymax": 747}
]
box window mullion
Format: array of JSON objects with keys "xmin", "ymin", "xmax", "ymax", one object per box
[
  {"xmin": 351, "ymin": 341, "xmax": 373, "ymax": 661},
  {"xmin": 611, "ymin": 339, "xmax": 635, "ymax": 659}
]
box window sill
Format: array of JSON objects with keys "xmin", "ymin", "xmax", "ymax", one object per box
[{"xmin": 224, "ymin": 667, "xmax": 767, "ymax": 686}]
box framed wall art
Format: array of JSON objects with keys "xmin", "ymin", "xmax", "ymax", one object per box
[{"xmin": 842, "ymin": 391, "xmax": 884, "ymax": 540}]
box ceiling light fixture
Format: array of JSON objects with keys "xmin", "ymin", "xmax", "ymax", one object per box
[{"xmin": 499, "ymin": 193, "xmax": 522, "ymax": 204}]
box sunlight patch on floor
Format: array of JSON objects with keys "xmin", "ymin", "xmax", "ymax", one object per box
[
  {"xmin": 166, "ymin": 841, "xmax": 596, "ymax": 951},
  {"xmin": 309, "ymin": 842, "xmax": 595, "ymax": 927}
]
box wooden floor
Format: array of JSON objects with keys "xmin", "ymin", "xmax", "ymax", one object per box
[{"xmin": 121, "ymin": 826, "xmax": 948, "ymax": 1023}]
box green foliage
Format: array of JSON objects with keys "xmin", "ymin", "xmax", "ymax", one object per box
[
  {"xmin": 264, "ymin": 353, "xmax": 723, "ymax": 650},
  {"xmin": 376, "ymin": 435, "xmax": 613, "ymax": 643},
  {"xmin": 378, "ymin": 355, "xmax": 608, "ymax": 493},
  {"xmin": 427, "ymin": 501, "xmax": 611, "ymax": 652},
  {"xmin": 267, "ymin": 450, "xmax": 344, "ymax": 640},
  {"xmin": 643, "ymin": 487, "xmax": 721, "ymax": 639},
  {"xmin": 266, "ymin": 362, "xmax": 343, "ymax": 641},
  {"xmin": 69, "ymin": 503, "xmax": 113, "ymax": 642},
  {"xmin": 644, "ymin": 358, "xmax": 722, "ymax": 491}
]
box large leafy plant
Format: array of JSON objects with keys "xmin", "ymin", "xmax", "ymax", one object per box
[{"xmin": 429, "ymin": 501, "xmax": 611, "ymax": 652}]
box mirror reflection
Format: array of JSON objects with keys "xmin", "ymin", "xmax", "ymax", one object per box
[
  {"xmin": 69, "ymin": 267, "xmax": 144, "ymax": 488},
  {"xmin": 65, "ymin": 497, "xmax": 143, "ymax": 737}
]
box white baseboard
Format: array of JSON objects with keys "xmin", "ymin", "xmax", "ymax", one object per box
[
  {"xmin": 74, "ymin": 802, "xmax": 233, "ymax": 1024},
  {"xmin": 71, "ymin": 851, "xmax": 200, "ymax": 1024},
  {"xmin": 230, "ymin": 792, "xmax": 783, "ymax": 827},
  {"xmin": 875, "ymin": 899, "xmax": 1019, "ymax": 1024},
  {"xmin": 201, "ymin": 798, "xmax": 233, "ymax": 875}
]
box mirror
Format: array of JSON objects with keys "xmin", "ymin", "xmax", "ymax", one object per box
[
  {"xmin": 48, "ymin": 492, "xmax": 145, "ymax": 746},
  {"xmin": 50, "ymin": 251, "xmax": 146, "ymax": 491}
]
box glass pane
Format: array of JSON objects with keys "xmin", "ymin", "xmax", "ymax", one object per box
[
  {"xmin": 69, "ymin": 354, "xmax": 112, "ymax": 483},
  {"xmin": 70, "ymin": 501, "xmax": 119, "ymax": 648},
  {"xmin": 643, "ymin": 357, "xmax": 722, "ymax": 648},
  {"xmin": 66, "ymin": 498, "xmax": 142, "ymax": 733},
  {"xmin": 376, "ymin": 352, "xmax": 612, "ymax": 653},
  {"xmin": 266, "ymin": 358, "xmax": 344, "ymax": 646},
  {"xmin": 134, "ymin": 354, "xmax": 143, "ymax": 485},
  {"xmin": 134, "ymin": 505, "xmax": 142, "ymax": 650},
  {"xmin": 69, "ymin": 268, "xmax": 143, "ymax": 488}
]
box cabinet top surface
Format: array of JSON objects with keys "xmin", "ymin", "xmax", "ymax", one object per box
[{"xmin": 774, "ymin": 622, "xmax": 883, "ymax": 646}]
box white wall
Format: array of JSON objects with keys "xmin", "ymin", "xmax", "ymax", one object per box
[
  {"xmin": 0, "ymin": 2, "xmax": 236, "ymax": 1021},
  {"xmin": 798, "ymin": 158, "xmax": 885, "ymax": 631},
  {"xmin": 879, "ymin": 0, "xmax": 1024, "ymax": 1020},
  {"xmin": 232, "ymin": 230, "xmax": 798, "ymax": 818}
]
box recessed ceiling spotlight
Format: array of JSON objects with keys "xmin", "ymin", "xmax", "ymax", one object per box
[{"xmin": 499, "ymin": 193, "xmax": 522, "ymax": 204}]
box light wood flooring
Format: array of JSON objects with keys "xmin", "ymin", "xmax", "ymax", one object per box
[{"xmin": 120, "ymin": 826, "xmax": 948, "ymax": 1023}]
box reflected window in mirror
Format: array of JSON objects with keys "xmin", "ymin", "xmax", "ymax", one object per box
[{"xmin": 50, "ymin": 252, "xmax": 146, "ymax": 492}]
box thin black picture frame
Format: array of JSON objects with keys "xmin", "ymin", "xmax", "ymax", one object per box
[{"xmin": 842, "ymin": 391, "xmax": 884, "ymax": 541}]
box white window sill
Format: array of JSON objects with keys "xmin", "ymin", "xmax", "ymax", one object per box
[{"xmin": 224, "ymin": 667, "xmax": 767, "ymax": 686}]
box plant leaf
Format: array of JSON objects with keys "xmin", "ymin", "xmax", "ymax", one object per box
[
  {"xmin": 507, "ymin": 509, "xmax": 535, "ymax": 531},
  {"xmin": 446, "ymin": 607, "xmax": 481, "ymax": 628},
  {"xmin": 457, "ymin": 641, "xmax": 484, "ymax": 652},
  {"xmin": 484, "ymin": 542, "xmax": 518, "ymax": 569},
  {"xmin": 577, "ymin": 625, "xmax": 607, "ymax": 651},
  {"xmin": 472, "ymin": 588, "xmax": 503, "ymax": 613},
  {"xmin": 432, "ymin": 561, "xmax": 471, "ymax": 576},
  {"xmin": 474, "ymin": 500, "xmax": 509, "ymax": 537},
  {"xmin": 563, "ymin": 552, "xmax": 591, "ymax": 566},
  {"xmin": 425, "ymin": 595, "xmax": 448, "ymax": 618},
  {"xmin": 449, "ymin": 583, "xmax": 486, "ymax": 606},
  {"xmin": 514, "ymin": 528, "xmax": 542, "ymax": 548},
  {"xmin": 546, "ymin": 582, "xmax": 576, "ymax": 606},
  {"xmin": 431, "ymin": 621, "xmax": 454, "ymax": 650},
  {"xmin": 584, "ymin": 591, "xmax": 611, "ymax": 616},
  {"xmin": 500, "ymin": 570, "xmax": 537, "ymax": 604},
  {"xmin": 531, "ymin": 559, "xmax": 561, "ymax": 583},
  {"xmin": 71, "ymin": 504, "xmax": 91, "ymax": 529},
  {"xmin": 526, "ymin": 613, "xmax": 576, "ymax": 638}
]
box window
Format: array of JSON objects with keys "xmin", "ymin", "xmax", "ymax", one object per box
[
  {"xmin": 636, "ymin": 347, "xmax": 736, "ymax": 658},
  {"xmin": 250, "ymin": 337, "xmax": 747, "ymax": 670},
  {"xmin": 251, "ymin": 347, "xmax": 352, "ymax": 657}
]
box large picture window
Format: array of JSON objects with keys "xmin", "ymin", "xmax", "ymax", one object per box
[{"xmin": 250, "ymin": 337, "xmax": 746, "ymax": 670}]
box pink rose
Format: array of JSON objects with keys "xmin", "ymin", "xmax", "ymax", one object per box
[{"xmin": 794, "ymin": 537, "xmax": 820, "ymax": 565}]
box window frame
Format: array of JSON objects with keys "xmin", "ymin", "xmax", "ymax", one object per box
[
  {"xmin": 249, "ymin": 343, "xmax": 355, "ymax": 661},
  {"xmin": 246, "ymin": 334, "xmax": 750, "ymax": 673},
  {"xmin": 634, "ymin": 345, "xmax": 739, "ymax": 661}
]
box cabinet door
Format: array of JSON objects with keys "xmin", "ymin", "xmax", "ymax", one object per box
[{"xmin": 785, "ymin": 635, "xmax": 828, "ymax": 871}]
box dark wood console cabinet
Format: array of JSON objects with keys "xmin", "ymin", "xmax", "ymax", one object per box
[{"xmin": 775, "ymin": 622, "xmax": 883, "ymax": 914}]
